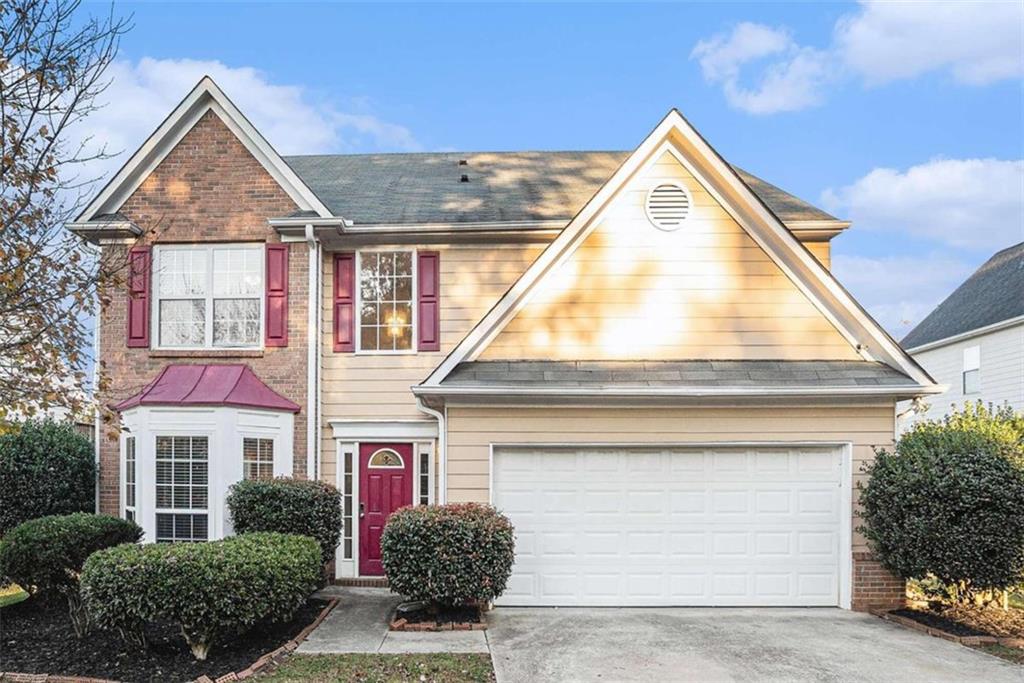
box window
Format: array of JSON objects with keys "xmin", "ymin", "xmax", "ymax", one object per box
[
  {"xmin": 243, "ymin": 437, "xmax": 274, "ymax": 481},
  {"xmin": 358, "ymin": 251, "xmax": 414, "ymax": 352},
  {"xmin": 154, "ymin": 244, "xmax": 263, "ymax": 349},
  {"xmin": 418, "ymin": 447, "xmax": 431, "ymax": 506},
  {"xmin": 963, "ymin": 345, "xmax": 981, "ymax": 395},
  {"xmin": 341, "ymin": 448, "xmax": 354, "ymax": 560},
  {"xmin": 124, "ymin": 437, "xmax": 136, "ymax": 523},
  {"xmin": 155, "ymin": 436, "xmax": 208, "ymax": 542},
  {"xmin": 368, "ymin": 448, "xmax": 404, "ymax": 468}
]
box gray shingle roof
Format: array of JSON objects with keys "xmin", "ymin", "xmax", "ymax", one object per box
[
  {"xmin": 902, "ymin": 242, "xmax": 1024, "ymax": 349},
  {"xmin": 282, "ymin": 151, "xmax": 838, "ymax": 226},
  {"xmin": 441, "ymin": 360, "xmax": 914, "ymax": 389}
]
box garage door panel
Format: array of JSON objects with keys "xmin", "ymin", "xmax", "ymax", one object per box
[{"xmin": 494, "ymin": 445, "xmax": 844, "ymax": 607}]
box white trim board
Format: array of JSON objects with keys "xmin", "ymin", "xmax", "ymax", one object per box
[
  {"xmin": 904, "ymin": 316, "xmax": 1024, "ymax": 354},
  {"xmin": 330, "ymin": 419, "xmax": 438, "ymax": 441},
  {"xmin": 77, "ymin": 76, "xmax": 331, "ymax": 222},
  {"xmin": 419, "ymin": 109, "xmax": 938, "ymax": 393}
]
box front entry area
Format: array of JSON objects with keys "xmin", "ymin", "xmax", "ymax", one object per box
[
  {"xmin": 492, "ymin": 445, "xmax": 849, "ymax": 607},
  {"xmin": 358, "ymin": 442, "xmax": 413, "ymax": 576}
]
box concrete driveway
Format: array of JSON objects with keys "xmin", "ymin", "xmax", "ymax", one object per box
[{"xmin": 487, "ymin": 607, "xmax": 1024, "ymax": 683}]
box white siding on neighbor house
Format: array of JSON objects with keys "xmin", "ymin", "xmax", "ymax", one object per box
[{"xmin": 902, "ymin": 322, "xmax": 1024, "ymax": 427}]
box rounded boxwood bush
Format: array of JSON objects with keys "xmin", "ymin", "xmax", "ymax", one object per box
[
  {"xmin": 227, "ymin": 477, "xmax": 342, "ymax": 564},
  {"xmin": 0, "ymin": 513, "xmax": 142, "ymax": 636},
  {"xmin": 0, "ymin": 420, "xmax": 96, "ymax": 536},
  {"xmin": 381, "ymin": 503, "xmax": 515, "ymax": 607},
  {"xmin": 860, "ymin": 406, "xmax": 1024, "ymax": 601},
  {"xmin": 81, "ymin": 532, "xmax": 321, "ymax": 660}
]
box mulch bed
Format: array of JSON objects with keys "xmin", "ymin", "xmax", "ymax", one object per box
[
  {"xmin": 894, "ymin": 604, "xmax": 1024, "ymax": 639},
  {"xmin": 0, "ymin": 594, "xmax": 329, "ymax": 682},
  {"xmin": 389, "ymin": 604, "xmax": 486, "ymax": 632}
]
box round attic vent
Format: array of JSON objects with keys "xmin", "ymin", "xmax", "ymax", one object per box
[{"xmin": 645, "ymin": 183, "xmax": 691, "ymax": 231}]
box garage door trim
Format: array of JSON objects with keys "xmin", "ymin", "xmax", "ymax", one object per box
[{"xmin": 488, "ymin": 441, "xmax": 853, "ymax": 609}]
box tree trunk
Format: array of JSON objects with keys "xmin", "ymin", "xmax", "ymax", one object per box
[
  {"xmin": 183, "ymin": 628, "xmax": 211, "ymax": 661},
  {"xmin": 65, "ymin": 590, "xmax": 90, "ymax": 638}
]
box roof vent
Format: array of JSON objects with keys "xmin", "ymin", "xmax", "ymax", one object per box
[
  {"xmin": 645, "ymin": 183, "xmax": 691, "ymax": 231},
  {"xmin": 460, "ymin": 174, "xmax": 469, "ymax": 183},
  {"xmin": 458, "ymin": 159, "xmax": 468, "ymax": 166}
]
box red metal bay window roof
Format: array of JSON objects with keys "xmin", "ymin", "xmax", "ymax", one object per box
[{"xmin": 113, "ymin": 364, "xmax": 300, "ymax": 413}]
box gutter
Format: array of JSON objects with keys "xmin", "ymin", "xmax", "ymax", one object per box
[
  {"xmin": 904, "ymin": 315, "xmax": 1024, "ymax": 354},
  {"xmin": 304, "ymin": 224, "xmax": 320, "ymax": 480},
  {"xmin": 415, "ymin": 397, "xmax": 447, "ymax": 504},
  {"xmin": 412, "ymin": 383, "xmax": 947, "ymax": 399}
]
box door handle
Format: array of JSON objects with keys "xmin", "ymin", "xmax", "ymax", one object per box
[{"xmin": 359, "ymin": 502, "xmax": 365, "ymax": 519}]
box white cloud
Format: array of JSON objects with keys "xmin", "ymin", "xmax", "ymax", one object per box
[
  {"xmin": 832, "ymin": 254, "xmax": 974, "ymax": 336},
  {"xmin": 691, "ymin": 23, "xmax": 832, "ymax": 114},
  {"xmin": 836, "ymin": 1, "xmax": 1024, "ymax": 86},
  {"xmin": 691, "ymin": 1, "xmax": 1024, "ymax": 114},
  {"xmin": 822, "ymin": 158, "xmax": 1024, "ymax": 250},
  {"xmin": 76, "ymin": 57, "xmax": 420, "ymax": 182}
]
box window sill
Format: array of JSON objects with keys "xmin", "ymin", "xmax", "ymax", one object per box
[{"xmin": 149, "ymin": 349, "xmax": 265, "ymax": 359}]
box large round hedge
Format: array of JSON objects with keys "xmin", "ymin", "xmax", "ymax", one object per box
[
  {"xmin": 860, "ymin": 411, "xmax": 1024, "ymax": 599},
  {"xmin": 0, "ymin": 420, "xmax": 96, "ymax": 536},
  {"xmin": 227, "ymin": 477, "xmax": 342, "ymax": 564},
  {"xmin": 0, "ymin": 513, "xmax": 142, "ymax": 636},
  {"xmin": 81, "ymin": 532, "xmax": 321, "ymax": 660},
  {"xmin": 381, "ymin": 503, "xmax": 514, "ymax": 607}
]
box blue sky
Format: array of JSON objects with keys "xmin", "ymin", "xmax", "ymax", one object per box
[{"xmin": 83, "ymin": 1, "xmax": 1024, "ymax": 338}]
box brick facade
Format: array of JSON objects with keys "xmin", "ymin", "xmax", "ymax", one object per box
[
  {"xmin": 852, "ymin": 551, "xmax": 907, "ymax": 611},
  {"xmin": 96, "ymin": 110, "xmax": 309, "ymax": 516}
]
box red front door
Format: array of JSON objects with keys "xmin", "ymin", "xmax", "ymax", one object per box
[{"xmin": 359, "ymin": 442, "xmax": 413, "ymax": 576}]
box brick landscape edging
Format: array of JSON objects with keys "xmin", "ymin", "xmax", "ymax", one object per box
[
  {"xmin": 0, "ymin": 675, "xmax": 115, "ymax": 683},
  {"xmin": 871, "ymin": 608, "xmax": 1024, "ymax": 648},
  {"xmin": 389, "ymin": 609, "xmax": 487, "ymax": 632},
  {"xmin": 193, "ymin": 598, "xmax": 339, "ymax": 683}
]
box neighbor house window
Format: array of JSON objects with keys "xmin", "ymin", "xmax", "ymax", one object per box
[
  {"xmin": 243, "ymin": 437, "xmax": 274, "ymax": 481},
  {"xmin": 155, "ymin": 436, "xmax": 208, "ymax": 542},
  {"xmin": 154, "ymin": 244, "xmax": 263, "ymax": 349},
  {"xmin": 358, "ymin": 251, "xmax": 414, "ymax": 352},
  {"xmin": 124, "ymin": 436, "xmax": 136, "ymax": 523},
  {"xmin": 963, "ymin": 345, "xmax": 980, "ymax": 395}
]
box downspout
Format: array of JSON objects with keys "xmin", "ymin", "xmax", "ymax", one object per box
[
  {"xmin": 87, "ymin": 243, "xmax": 102, "ymax": 513},
  {"xmin": 415, "ymin": 396, "xmax": 446, "ymax": 504},
  {"xmin": 305, "ymin": 224, "xmax": 319, "ymax": 480}
]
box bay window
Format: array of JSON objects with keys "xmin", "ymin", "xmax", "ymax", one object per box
[
  {"xmin": 124, "ymin": 436, "xmax": 136, "ymax": 523},
  {"xmin": 155, "ymin": 435, "xmax": 209, "ymax": 542},
  {"xmin": 154, "ymin": 244, "xmax": 263, "ymax": 349},
  {"xmin": 243, "ymin": 437, "xmax": 274, "ymax": 481}
]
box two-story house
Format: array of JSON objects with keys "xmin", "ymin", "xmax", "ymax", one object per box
[{"xmin": 70, "ymin": 77, "xmax": 940, "ymax": 612}]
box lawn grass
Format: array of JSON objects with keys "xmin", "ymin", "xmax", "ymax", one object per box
[
  {"xmin": 260, "ymin": 653, "xmax": 495, "ymax": 683},
  {"xmin": 972, "ymin": 643, "xmax": 1024, "ymax": 665},
  {"xmin": 0, "ymin": 584, "xmax": 28, "ymax": 608}
]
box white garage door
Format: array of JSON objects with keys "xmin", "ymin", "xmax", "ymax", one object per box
[{"xmin": 493, "ymin": 446, "xmax": 846, "ymax": 607}]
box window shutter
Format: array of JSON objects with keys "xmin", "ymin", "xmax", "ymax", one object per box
[
  {"xmin": 417, "ymin": 251, "xmax": 440, "ymax": 351},
  {"xmin": 333, "ymin": 252, "xmax": 355, "ymax": 352},
  {"xmin": 265, "ymin": 244, "xmax": 289, "ymax": 347},
  {"xmin": 126, "ymin": 246, "xmax": 151, "ymax": 348}
]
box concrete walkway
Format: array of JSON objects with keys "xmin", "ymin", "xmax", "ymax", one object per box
[
  {"xmin": 297, "ymin": 586, "xmax": 488, "ymax": 654},
  {"xmin": 299, "ymin": 588, "xmax": 1022, "ymax": 682}
]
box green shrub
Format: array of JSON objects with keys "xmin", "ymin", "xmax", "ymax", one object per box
[
  {"xmin": 0, "ymin": 420, "xmax": 96, "ymax": 536},
  {"xmin": 0, "ymin": 513, "xmax": 141, "ymax": 636},
  {"xmin": 81, "ymin": 532, "xmax": 321, "ymax": 660},
  {"xmin": 227, "ymin": 477, "xmax": 342, "ymax": 564},
  {"xmin": 860, "ymin": 404, "xmax": 1024, "ymax": 602},
  {"xmin": 381, "ymin": 504, "xmax": 514, "ymax": 607}
]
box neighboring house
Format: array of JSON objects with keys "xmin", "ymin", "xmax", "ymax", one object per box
[
  {"xmin": 69, "ymin": 77, "xmax": 940, "ymax": 612},
  {"xmin": 900, "ymin": 242, "xmax": 1024, "ymax": 426}
]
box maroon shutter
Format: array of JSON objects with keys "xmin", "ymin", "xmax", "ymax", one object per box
[
  {"xmin": 417, "ymin": 251, "xmax": 440, "ymax": 351},
  {"xmin": 126, "ymin": 246, "xmax": 151, "ymax": 348},
  {"xmin": 333, "ymin": 252, "xmax": 355, "ymax": 352},
  {"xmin": 265, "ymin": 244, "xmax": 289, "ymax": 347}
]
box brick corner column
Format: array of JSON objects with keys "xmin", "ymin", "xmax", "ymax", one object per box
[{"xmin": 851, "ymin": 551, "xmax": 906, "ymax": 612}]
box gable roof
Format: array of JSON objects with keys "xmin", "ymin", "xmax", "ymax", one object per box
[
  {"xmin": 283, "ymin": 152, "xmax": 840, "ymax": 227},
  {"xmin": 73, "ymin": 77, "xmax": 330, "ymax": 227},
  {"xmin": 417, "ymin": 109, "xmax": 939, "ymax": 396},
  {"xmin": 902, "ymin": 242, "xmax": 1024, "ymax": 351},
  {"xmin": 113, "ymin": 364, "xmax": 300, "ymax": 413}
]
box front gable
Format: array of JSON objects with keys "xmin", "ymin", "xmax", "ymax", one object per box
[
  {"xmin": 421, "ymin": 110, "xmax": 937, "ymax": 390},
  {"xmin": 479, "ymin": 146, "xmax": 857, "ymax": 361}
]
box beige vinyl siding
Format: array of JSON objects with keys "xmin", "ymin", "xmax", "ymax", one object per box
[
  {"xmin": 480, "ymin": 151, "xmax": 856, "ymax": 361},
  {"xmin": 446, "ymin": 403, "xmax": 896, "ymax": 550},
  {"xmin": 319, "ymin": 243, "xmax": 544, "ymax": 483},
  {"xmin": 805, "ymin": 241, "xmax": 830, "ymax": 269}
]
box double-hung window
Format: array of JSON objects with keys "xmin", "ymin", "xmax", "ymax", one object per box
[
  {"xmin": 358, "ymin": 251, "xmax": 415, "ymax": 352},
  {"xmin": 154, "ymin": 244, "xmax": 263, "ymax": 349},
  {"xmin": 124, "ymin": 437, "xmax": 136, "ymax": 523},
  {"xmin": 242, "ymin": 437, "xmax": 274, "ymax": 481},
  {"xmin": 963, "ymin": 346, "xmax": 981, "ymax": 395},
  {"xmin": 155, "ymin": 436, "xmax": 209, "ymax": 542}
]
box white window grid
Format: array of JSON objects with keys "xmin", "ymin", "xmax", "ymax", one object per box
[
  {"xmin": 155, "ymin": 435, "xmax": 209, "ymax": 542},
  {"xmin": 124, "ymin": 436, "xmax": 136, "ymax": 523},
  {"xmin": 355, "ymin": 250, "xmax": 417, "ymax": 354},
  {"xmin": 243, "ymin": 437, "xmax": 275, "ymax": 481},
  {"xmin": 152, "ymin": 243, "xmax": 264, "ymax": 350}
]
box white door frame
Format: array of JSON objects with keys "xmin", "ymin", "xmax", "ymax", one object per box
[{"xmin": 488, "ymin": 440, "xmax": 853, "ymax": 610}]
